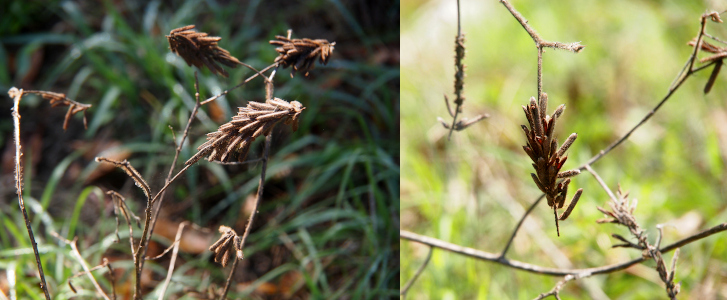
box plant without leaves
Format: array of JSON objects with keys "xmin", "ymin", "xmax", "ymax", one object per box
[
  {"xmin": 596, "ymin": 186, "xmax": 681, "ymax": 299},
  {"xmin": 166, "ymin": 25, "xmax": 242, "ymax": 77},
  {"xmin": 521, "ymin": 93, "xmax": 583, "ymax": 236},
  {"xmin": 269, "ymin": 35, "xmax": 335, "ymax": 77},
  {"xmin": 186, "ymin": 97, "xmax": 305, "ymax": 165}
]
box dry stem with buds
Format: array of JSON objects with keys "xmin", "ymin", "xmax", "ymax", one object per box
[
  {"xmin": 438, "ymin": 0, "xmax": 488, "ymax": 138},
  {"xmin": 167, "ymin": 25, "xmax": 242, "ymax": 77},
  {"xmin": 269, "ymin": 35, "xmax": 335, "ymax": 77}
]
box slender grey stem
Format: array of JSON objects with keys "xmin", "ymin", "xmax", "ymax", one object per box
[
  {"xmin": 401, "ymin": 246, "xmax": 434, "ymax": 299},
  {"xmin": 401, "ymin": 222, "xmax": 726, "ymax": 276}
]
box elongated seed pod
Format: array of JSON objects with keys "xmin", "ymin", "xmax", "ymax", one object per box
[
  {"xmin": 556, "ymin": 133, "xmax": 577, "ymax": 157},
  {"xmin": 559, "ymin": 188, "xmax": 583, "ymax": 220}
]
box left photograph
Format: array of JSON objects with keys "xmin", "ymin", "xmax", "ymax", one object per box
[{"xmin": 0, "ymin": 1, "xmax": 399, "ymax": 299}]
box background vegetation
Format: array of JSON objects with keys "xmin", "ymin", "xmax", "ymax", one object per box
[
  {"xmin": 1, "ymin": 0, "xmax": 399, "ymax": 298},
  {"xmin": 401, "ymin": 0, "xmax": 727, "ymax": 299}
]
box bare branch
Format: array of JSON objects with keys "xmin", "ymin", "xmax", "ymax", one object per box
[
  {"xmin": 401, "ymin": 223, "xmax": 726, "ymax": 276},
  {"xmin": 8, "ymin": 87, "xmax": 51, "ymax": 300},
  {"xmin": 401, "ymin": 246, "xmax": 434, "ymax": 299}
]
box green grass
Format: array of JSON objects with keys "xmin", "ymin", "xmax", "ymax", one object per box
[
  {"xmin": 401, "ymin": 0, "xmax": 727, "ymax": 299},
  {"xmin": 1, "ymin": 0, "xmax": 398, "ymax": 298}
]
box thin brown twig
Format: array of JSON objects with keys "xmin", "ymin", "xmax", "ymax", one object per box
[
  {"xmin": 8, "ymin": 87, "xmax": 52, "ymax": 300},
  {"xmin": 400, "ymin": 246, "xmax": 433, "ymax": 300},
  {"xmin": 400, "ymin": 222, "xmax": 726, "ymax": 276},
  {"xmin": 219, "ymin": 256, "xmax": 240, "ymax": 300},
  {"xmin": 21, "ymin": 89, "xmax": 92, "ymax": 130},
  {"xmin": 51, "ymin": 232, "xmax": 111, "ymax": 300},
  {"xmin": 219, "ymin": 133, "xmax": 273, "ymax": 300},
  {"xmin": 200, "ymin": 63, "xmax": 278, "ymax": 105},
  {"xmin": 584, "ymin": 165, "xmax": 617, "ymax": 202},
  {"xmin": 142, "ymin": 71, "xmax": 201, "ymax": 280},
  {"xmin": 447, "ymin": 0, "xmax": 465, "ymax": 140}
]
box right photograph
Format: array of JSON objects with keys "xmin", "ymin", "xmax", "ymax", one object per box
[{"xmin": 401, "ymin": 0, "xmax": 727, "ymax": 298}]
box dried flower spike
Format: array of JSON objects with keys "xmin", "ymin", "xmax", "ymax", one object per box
[
  {"xmin": 167, "ymin": 25, "xmax": 241, "ymax": 77},
  {"xmin": 208, "ymin": 226, "xmax": 241, "ymax": 267},
  {"xmin": 521, "ymin": 93, "xmax": 583, "ymax": 236},
  {"xmin": 269, "ymin": 35, "xmax": 335, "ymax": 77},
  {"xmin": 186, "ymin": 98, "xmax": 305, "ymax": 165}
]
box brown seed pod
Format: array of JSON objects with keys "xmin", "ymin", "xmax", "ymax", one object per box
[
  {"xmin": 269, "ymin": 35, "xmax": 335, "ymax": 77},
  {"xmin": 186, "ymin": 98, "xmax": 305, "ymax": 165},
  {"xmin": 167, "ymin": 25, "xmax": 241, "ymax": 77}
]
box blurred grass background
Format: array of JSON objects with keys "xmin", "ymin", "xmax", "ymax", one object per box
[
  {"xmin": 0, "ymin": 0, "xmax": 399, "ymax": 299},
  {"xmin": 401, "ymin": 0, "xmax": 726, "ymax": 299}
]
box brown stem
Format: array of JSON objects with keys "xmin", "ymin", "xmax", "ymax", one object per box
[
  {"xmin": 157, "ymin": 222, "xmax": 188, "ymax": 300},
  {"xmin": 9, "ymin": 88, "xmax": 52, "ymax": 300},
  {"xmin": 218, "ymin": 134, "xmax": 272, "ymax": 299},
  {"xmin": 584, "ymin": 165, "xmax": 617, "ymax": 202},
  {"xmin": 200, "ymin": 63, "xmax": 278, "ymax": 105},
  {"xmin": 219, "ymin": 256, "xmax": 240, "ymax": 300},
  {"xmin": 499, "ymin": 194, "xmax": 545, "ymax": 258},
  {"xmin": 142, "ymin": 72, "xmax": 201, "ymax": 276}
]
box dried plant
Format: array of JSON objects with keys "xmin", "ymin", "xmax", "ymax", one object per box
[
  {"xmin": 596, "ymin": 186, "xmax": 681, "ymax": 299},
  {"xmin": 687, "ymin": 37, "xmax": 726, "ymax": 93},
  {"xmin": 186, "ymin": 97, "xmax": 305, "ymax": 165},
  {"xmin": 20, "ymin": 90, "xmax": 91, "ymax": 130},
  {"xmin": 438, "ymin": 0, "xmax": 488, "ymax": 138},
  {"xmin": 107, "ymin": 191, "xmax": 141, "ymax": 244},
  {"xmin": 269, "ymin": 35, "xmax": 335, "ymax": 77},
  {"xmin": 209, "ymin": 226, "xmax": 242, "ymax": 267},
  {"xmin": 521, "ymin": 93, "xmax": 583, "ymax": 236},
  {"xmin": 167, "ymin": 25, "xmax": 242, "ymax": 77}
]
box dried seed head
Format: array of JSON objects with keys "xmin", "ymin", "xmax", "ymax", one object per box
[
  {"xmin": 521, "ymin": 94, "xmax": 582, "ymax": 236},
  {"xmin": 209, "ymin": 226, "xmax": 238, "ymax": 267},
  {"xmin": 167, "ymin": 25, "xmax": 241, "ymax": 77},
  {"xmin": 186, "ymin": 98, "xmax": 305, "ymax": 165},
  {"xmin": 269, "ymin": 35, "xmax": 335, "ymax": 77}
]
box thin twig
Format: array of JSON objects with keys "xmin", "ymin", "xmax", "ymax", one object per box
[
  {"xmin": 499, "ymin": 194, "xmax": 545, "ymax": 258},
  {"xmin": 158, "ymin": 222, "xmax": 189, "ymax": 300},
  {"xmin": 51, "ymin": 232, "xmax": 111, "ymax": 300},
  {"xmin": 400, "ymin": 222, "xmax": 727, "ymax": 276},
  {"xmin": 219, "ymin": 133, "xmax": 273, "ymax": 299},
  {"xmin": 584, "ymin": 165, "xmax": 617, "ymax": 202},
  {"xmin": 142, "ymin": 71, "xmax": 201, "ymax": 279},
  {"xmin": 400, "ymin": 246, "xmax": 434, "ymax": 300},
  {"xmin": 8, "ymin": 87, "xmax": 52, "ymax": 300},
  {"xmin": 201, "ymin": 63, "xmax": 278, "ymax": 105},
  {"xmin": 219, "ymin": 256, "xmax": 239, "ymax": 300}
]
